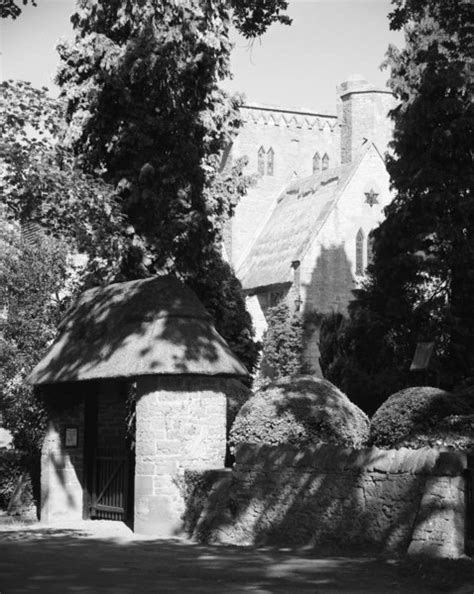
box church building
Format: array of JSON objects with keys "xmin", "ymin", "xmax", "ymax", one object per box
[{"xmin": 224, "ymin": 75, "xmax": 396, "ymax": 345}]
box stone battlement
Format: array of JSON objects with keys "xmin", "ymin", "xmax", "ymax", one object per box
[{"xmin": 241, "ymin": 104, "xmax": 338, "ymax": 132}]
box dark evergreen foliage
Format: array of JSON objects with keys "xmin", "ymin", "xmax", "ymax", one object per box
[
  {"xmin": 322, "ymin": 0, "xmax": 474, "ymax": 409},
  {"xmin": 259, "ymin": 302, "xmax": 305, "ymax": 380}
]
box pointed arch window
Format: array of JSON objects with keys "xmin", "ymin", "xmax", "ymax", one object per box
[
  {"xmin": 355, "ymin": 228, "xmax": 365, "ymax": 276},
  {"xmin": 257, "ymin": 146, "xmax": 265, "ymax": 175},
  {"xmin": 312, "ymin": 152, "xmax": 320, "ymax": 174},
  {"xmin": 267, "ymin": 147, "xmax": 274, "ymax": 176},
  {"xmin": 322, "ymin": 153, "xmax": 329, "ymax": 171}
]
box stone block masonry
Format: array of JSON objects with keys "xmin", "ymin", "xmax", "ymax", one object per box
[
  {"xmin": 185, "ymin": 444, "xmax": 468, "ymax": 558},
  {"xmin": 40, "ymin": 395, "xmax": 85, "ymax": 523},
  {"xmin": 134, "ymin": 375, "xmax": 228, "ymax": 536}
]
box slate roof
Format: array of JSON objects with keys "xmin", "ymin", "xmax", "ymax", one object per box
[
  {"xmin": 28, "ymin": 276, "xmax": 248, "ymax": 385},
  {"xmin": 238, "ymin": 156, "xmax": 364, "ymax": 291}
]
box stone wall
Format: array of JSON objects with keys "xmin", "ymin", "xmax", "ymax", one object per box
[
  {"xmin": 229, "ymin": 105, "xmax": 339, "ymax": 268},
  {"xmin": 300, "ymin": 144, "xmax": 391, "ymax": 315},
  {"xmin": 134, "ymin": 375, "xmax": 228, "ymax": 536},
  {"xmin": 186, "ymin": 444, "xmax": 467, "ymax": 558},
  {"xmin": 40, "ymin": 393, "xmax": 85, "ymax": 523}
]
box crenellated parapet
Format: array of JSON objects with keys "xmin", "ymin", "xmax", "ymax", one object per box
[{"xmin": 241, "ymin": 104, "xmax": 338, "ymax": 132}]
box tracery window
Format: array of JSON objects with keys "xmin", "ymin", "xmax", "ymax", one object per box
[
  {"xmin": 267, "ymin": 147, "xmax": 274, "ymax": 176},
  {"xmin": 355, "ymin": 228, "xmax": 365, "ymax": 276},
  {"xmin": 322, "ymin": 153, "xmax": 329, "ymax": 171},
  {"xmin": 257, "ymin": 146, "xmax": 265, "ymax": 175},
  {"xmin": 312, "ymin": 152, "xmax": 320, "ymax": 174}
]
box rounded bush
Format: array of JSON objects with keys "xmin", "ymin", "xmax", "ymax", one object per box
[
  {"xmin": 229, "ymin": 375, "xmax": 370, "ymax": 448},
  {"xmin": 370, "ymin": 386, "xmax": 474, "ymax": 448}
]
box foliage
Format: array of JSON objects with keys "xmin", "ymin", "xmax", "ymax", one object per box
[
  {"xmin": 230, "ymin": 375, "xmax": 370, "ymax": 449},
  {"xmin": 222, "ymin": 379, "xmax": 251, "ymax": 435},
  {"xmin": 0, "ymin": 224, "xmax": 72, "ymax": 453},
  {"xmin": 177, "ymin": 468, "xmax": 230, "ymax": 541},
  {"xmin": 258, "ymin": 302, "xmax": 305, "ymax": 381},
  {"xmin": 55, "ymin": 0, "xmax": 290, "ymax": 271},
  {"xmin": 319, "ymin": 312, "xmax": 346, "ymax": 383},
  {"xmin": 318, "ymin": 310, "xmax": 407, "ymax": 416},
  {"xmin": 187, "ymin": 255, "xmax": 260, "ymax": 374},
  {"xmin": 0, "ymin": 0, "xmax": 36, "ymax": 19},
  {"xmin": 0, "ymin": 450, "xmax": 34, "ymax": 510},
  {"xmin": 370, "ymin": 386, "xmax": 474, "ymax": 448},
  {"xmin": 54, "ymin": 0, "xmax": 290, "ymax": 370},
  {"xmin": 330, "ymin": 0, "xmax": 474, "ymax": 402},
  {"xmin": 0, "ymin": 80, "xmax": 130, "ymax": 287}
]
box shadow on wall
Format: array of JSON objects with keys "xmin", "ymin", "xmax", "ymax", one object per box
[
  {"xmin": 303, "ymin": 243, "xmax": 355, "ymax": 317},
  {"xmin": 301, "ymin": 243, "xmax": 355, "ymax": 376},
  {"xmin": 183, "ymin": 445, "xmax": 465, "ymax": 558},
  {"xmin": 39, "ymin": 391, "xmax": 87, "ymax": 521}
]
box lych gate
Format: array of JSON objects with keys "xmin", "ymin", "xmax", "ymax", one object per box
[{"xmin": 29, "ymin": 275, "xmax": 247, "ymax": 536}]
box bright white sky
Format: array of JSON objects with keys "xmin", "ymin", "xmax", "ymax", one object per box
[{"xmin": 0, "ymin": 0, "xmax": 404, "ymax": 113}]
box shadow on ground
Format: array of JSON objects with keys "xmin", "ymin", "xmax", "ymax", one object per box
[{"xmin": 1, "ymin": 523, "xmax": 473, "ymax": 593}]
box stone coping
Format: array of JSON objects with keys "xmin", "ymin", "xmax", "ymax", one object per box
[{"xmin": 234, "ymin": 444, "xmax": 469, "ymax": 476}]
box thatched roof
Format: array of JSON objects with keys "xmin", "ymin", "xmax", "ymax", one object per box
[
  {"xmin": 28, "ymin": 276, "xmax": 248, "ymax": 385},
  {"xmin": 238, "ymin": 158, "xmax": 362, "ymax": 291}
]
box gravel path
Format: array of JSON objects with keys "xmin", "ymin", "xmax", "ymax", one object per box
[{"xmin": 0, "ymin": 520, "xmax": 472, "ymax": 593}]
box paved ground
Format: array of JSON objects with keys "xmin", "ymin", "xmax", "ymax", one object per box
[{"xmin": 0, "ymin": 520, "xmax": 473, "ymax": 593}]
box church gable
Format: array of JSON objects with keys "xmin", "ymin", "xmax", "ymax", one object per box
[
  {"xmin": 299, "ymin": 143, "xmax": 392, "ymax": 314},
  {"xmin": 238, "ymin": 162, "xmax": 358, "ymax": 291}
]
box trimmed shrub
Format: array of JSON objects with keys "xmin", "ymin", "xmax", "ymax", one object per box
[
  {"xmin": 258, "ymin": 302, "xmax": 305, "ymax": 381},
  {"xmin": 230, "ymin": 375, "xmax": 370, "ymax": 449},
  {"xmin": 370, "ymin": 386, "xmax": 474, "ymax": 448}
]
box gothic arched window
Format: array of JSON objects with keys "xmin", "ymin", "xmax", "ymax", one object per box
[
  {"xmin": 322, "ymin": 153, "xmax": 329, "ymax": 171},
  {"xmin": 257, "ymin": 146, "xmax": 265, "ymax": 175},
  {"xmin": 312, "ymin": 152, "xmax": 320, "ymax": 174},
  {"xmin": 267, "ymin": 147, "xmax": 274, "ymax": 176},
  {"xmin": 355, "ymin": 228, "xmax": 365, "ymax": 276}
]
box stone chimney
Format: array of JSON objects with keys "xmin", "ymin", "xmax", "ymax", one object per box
[{"xmin": 337, "ymin": 74, "xmax": 396, "ymax": 164}]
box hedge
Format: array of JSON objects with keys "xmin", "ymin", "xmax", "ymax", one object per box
[{"xmin": 370, "ymin": 386, "xmax": 474, "ymax": 449}]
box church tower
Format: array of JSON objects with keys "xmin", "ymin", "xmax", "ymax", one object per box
[{"xmin": 337, "ymin": 75, "xmax": 395, "ymax": 164}]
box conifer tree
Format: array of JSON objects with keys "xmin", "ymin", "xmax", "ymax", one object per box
[{"xmin": 335, "ymin": 0, "xmax": 474, "ymax": 407}]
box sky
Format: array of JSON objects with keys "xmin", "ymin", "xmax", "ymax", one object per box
[{"xmin": 0, "ymin": 0, "xmax": 404, "ymax": 114}]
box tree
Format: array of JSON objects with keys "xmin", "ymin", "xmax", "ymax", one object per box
[
  {"xmin": 329, "ymin": 0, "xmax": 474, "ymax": 408},
  {"xmin": 0, "ymin": 80, "xmax": 130, "ymax": 287},
  {"xmin": 55, "ymin": 0, "xmax": 291, "ymax": 374},
  {"xmin": 0, "ymin": 223, "xmax": 71, "ymax": 453},
  {"xmin": 381, "ymin": 0, "xmax": 474, "ymax": 384},
  {"xmin": 0, "ymin": 0, "xmax": 37, "ymax": 19},
  {"xmin": 259, "ymin": 302, "xmax": 305, "ymax": 381}
]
